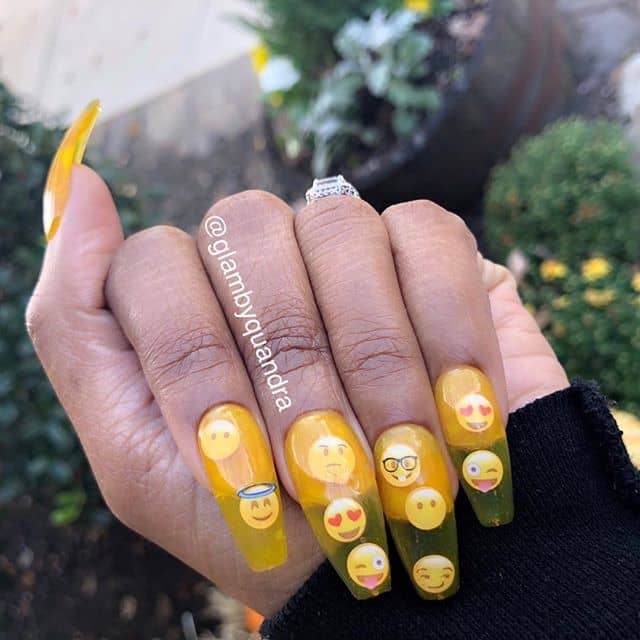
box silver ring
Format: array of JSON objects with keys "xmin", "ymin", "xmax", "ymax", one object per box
[{"xmin": 305, "ymin": 175, "xmax": 360, "ymax": 204}]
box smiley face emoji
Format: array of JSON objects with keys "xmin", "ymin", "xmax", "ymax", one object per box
[
  {"xmin": 380, "ymin": 443, "xmax": 421, "ymax": 487},
  {"xmin": 413, "ymin": 555, "xmax": 455, "ymax": 594},
  {"xmin": 455, "ymin": 393, "xmax": 495, "ymax": 432},
  {"xmin": 323, "ymin": 498, "xmax": 367, "ymax": 542},
  {"xmin": 307, "ymin": 436, "xmax": 356, "ymax": 484},
  {"xmin": 462, "ymin": 450, "xmax": 504, "ymax": 493},
  {"xmin": 238, "ymin": 482, "xmax": 280, "ymax": 529},
  {"xmin": 347, "ymin": 543, "xmax": 389, "ymax": 591},
  {"xmin": 199, "ymin": 418, "xmax": 241, "ymax": 461},
  {"xmin": 405, "ymin": 487, "xmax": 447, "ymax": 530}
]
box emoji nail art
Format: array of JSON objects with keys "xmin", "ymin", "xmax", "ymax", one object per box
[
  {"xmin": 197, "ymin": 404, "xmax": 287, "ymax": 571},
  {"xmin": 347, "ymin": 543, "xmax": 389, "ymax": 591},
  {"xmin": 374, "ymin": 425, "xmax": 459, "ymax": 600},
  {"xmin": 285, "ymin": 411, "xmax": 390, "ymax": 599},
  {"xmin": 436, "ymin": 366, "xmax": 514, "ymax": 527},
  {"xmin": 413, "ymin": 555, "xmax": 456, "ymax": 595}
]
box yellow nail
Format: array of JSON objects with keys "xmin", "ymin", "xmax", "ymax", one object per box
[
  {"xmin": 285, "ymin": 411, "xmax": 390, "ymax": 599},
  {"xmin": 197, "ymin": 404, "xmax": 287, "ymax": 571},
  {"xmin": 374, "ymin": 425, "xmax": 458, "ymax": 599},
  {"xmin": 435, "ymin": 366, "xmax": 514, "ymax": 527},
  {"xmin": 42, "ymin": 99, "xmax": 101, "ymax": 241}
]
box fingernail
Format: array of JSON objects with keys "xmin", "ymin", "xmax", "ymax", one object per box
[
  {"xmin": 435, "ymin": 366, "xmax": 514, "ymax": 527},
  {"xmin": 43, "ymin": 99, "xmax": 101, "ymax": 241},
  {"xmin": 285, "ymin": 411, "xmax": 390, "ymax": 599},
  {"xmin": 374, "ymin": 425, "xmax": 459, "ymax": 599},
  {"xmin": 197, "ymin": 404, "xmax": 287, "ymax": 571}
]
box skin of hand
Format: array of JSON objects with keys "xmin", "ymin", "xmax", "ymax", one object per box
[{"xmin": 26, "ymin": 166, "xmax": 568, "ymax": 616}]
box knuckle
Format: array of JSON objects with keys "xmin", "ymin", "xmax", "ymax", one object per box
[
  {"xmin": 202, "ymin": 190, "xmax": 292, "ymax": 233},
  {"xmin": 337, "ymin": 324, "xmax": 417, "ymax": 388},
  {"xmin": 143, "ymin": 321, "xmax": 237, "ymax": 396},
  {"xmin": 295, "ymin": 196, "xmax": 388, "ymax": 258},
  {"xmin": 246, "ymin": 296, "xmax": 330, "ymax": 378},
  {"xmin": 383, "ymin": 200, "xmax": 476, "ymax": 253},
  {"xmin": 111, "ymin": 225, "xmax": 192, "ymax": 280}
]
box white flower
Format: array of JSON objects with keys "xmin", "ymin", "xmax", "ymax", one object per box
[{"xmin": 258, "ymin": 56, "xmax": 300, "ymax": 94}]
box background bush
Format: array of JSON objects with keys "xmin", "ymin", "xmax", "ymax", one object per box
[
  {"xmin": 0, "ymin": 83, "xmax": 150, "ymax": 524},
  {"xmin": 485, "ymin": 118, "xmax": 640, "ymax": 264},
  {"xmin": 485, "ymin": 118, "xmax": 640, "ymax": 415}
]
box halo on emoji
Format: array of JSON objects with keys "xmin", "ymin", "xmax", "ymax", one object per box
[
  {"xmin": 323, "ymin": 497, "xmax": 367, "ymax": 542},
  {"xmin": 238, "ymin": 482, "xmax": 280, "ymax": 529},
  {"xmin": 307, "ymin": 435, "xmax": 356, "ymax": 484},
  {"xmin": 347, "ymin": 543, "xmax": 389, "ymax": 591},
  {"xmin": 462, "ymin": 450, "xmax": 504, "ymax": 493},
  {"xmin": 455, "ymin": 393, "xmax": 495, "ymax": 432}
]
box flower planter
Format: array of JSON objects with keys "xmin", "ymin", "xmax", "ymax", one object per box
[{"xmin": 346, "ymin": 0, "xmax": 576, "ymax": 212}]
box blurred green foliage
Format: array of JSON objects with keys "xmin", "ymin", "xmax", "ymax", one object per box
[
  {"xmin": 485, "ymin": 118, "xmax": 640, "ymax": 414},
  {"xmin": 244, "ymin": 0, "xmax": 455, "ymax": 174},
  {"xmin": 485, "ymin": 118, "xmax": 640, "ymax": 264},
  {"xmin": 0, "ymin": 82, "xmax": 149, "ymax": 524}
]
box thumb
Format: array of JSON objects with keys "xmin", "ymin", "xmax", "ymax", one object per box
[{"xmin": 38, "ymin": 100, "xmax": 124, "ymax": 309}]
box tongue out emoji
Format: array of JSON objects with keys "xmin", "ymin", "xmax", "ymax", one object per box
[
  {"xmin": 347, "ymin": 543, "xmax": 389, "ymax": 592},
  {"xmin": 462, "ymin": 450, "xmax": 504, "ymax": 494}
]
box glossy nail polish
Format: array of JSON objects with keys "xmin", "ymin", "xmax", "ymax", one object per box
[
  {"xmin": 435, "ymin": 366, "xmax": 513, "ymax": 527},
  {"xmin": 43, "ymin": 100, "xmax": 101, "ymax": 241},
  {"xmin": 197, "ymin": 404, "xmax": 287, "ymax": 571},
  {"xmin": 285, "ymin": 411, "xmax": 390, "ymax": 599},
  {"xmin": 374, "ymin": 425, "xmax": 458, "ymax": 599}
]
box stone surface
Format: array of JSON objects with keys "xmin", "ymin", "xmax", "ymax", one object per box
[{"xmin": 0, "ymin": 0, "xmax": 257, "ymax": 123}]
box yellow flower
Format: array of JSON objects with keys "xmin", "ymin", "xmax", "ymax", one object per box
[
  {"xmin": 268, "ymin": 92, "xmax": 284, "ymax": 108},
  {"xmin": 540, "ymin": 260, "xmax": 568, "ymax": 281},
  {"xmin": 524, "ymin": 303, "xmax": 536, "ymax": 315},
  {"xmin": 583, "ymin": 288, "xmax": 616, "ymax": 308},
  {"xmin": 552, "ymin": 295, "xmax": 570, "ymax": 310},
  {"xmin": 251, "ymin": 43, "xmax": 270, "ymax": 74},
  {"xmin": 404, "ymin": 0, "xmax": 433, "ymax": 13},
  {"xmin": 581, "ymin": 257, "xmax": 611, "ymax": 282},
  {"xmin": 632, "ymin": 272, "xmax": 640, "ymax": 293}
]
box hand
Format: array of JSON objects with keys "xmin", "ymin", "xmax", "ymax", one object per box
[{"xmin": 27, "ymin": 163, "xmax": 567, "ymax": 615}]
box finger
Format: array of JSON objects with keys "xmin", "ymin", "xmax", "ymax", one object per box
[
  {"xmin": 383, "ymin": 200, "xmax": 514, "ymax": 527},
  {"xmin": 197, "ymin": 191, "xmax": 390, "ymax": 599},
  {"xmin": 105, "ymin": 226, "xmax": 287, "ymax": 572},
  {"xmin": 480, "ymin": 257, "xmax": 569, "ymax": 409},
  {"xmin": 295, "ymin": 195, "xmax": 458, "ymax": 600},
  {"xmin": 25, "ymin": 107, "xmax": 319, "ymax": 608}
]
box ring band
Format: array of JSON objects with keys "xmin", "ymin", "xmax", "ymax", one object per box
[{"xmin": 305, "ymin": 175, "xmax": 360, "ymax": 204}]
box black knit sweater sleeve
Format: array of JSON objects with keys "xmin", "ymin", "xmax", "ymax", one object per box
[{"xmin": 261, "ymin": 381, "xmax": 640, "ymax": 640}]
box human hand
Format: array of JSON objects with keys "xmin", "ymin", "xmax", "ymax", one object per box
[{"xmin": 27, "ymin": 106, "xmax": 568, "ymax": 616}]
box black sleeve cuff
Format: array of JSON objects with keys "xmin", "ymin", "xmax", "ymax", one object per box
[{"xmin": 261, "ymin": 381, "xmax": 640, "ymax": 640}]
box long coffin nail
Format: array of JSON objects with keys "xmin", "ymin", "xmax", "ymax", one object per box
[
  {"xmin": 375, "ymin": 425, "xmax": 458, "ymax": 599},
  {"xmin": 285, "ymin": 411, "xmax": 390, "ymax": 599},
  {"xmin": 435, "ymin": 366, "xmax": 513, "ymax": 527},
  {"xmin": 43, "ymin": 100, "xmax": 101, "ymax": 241},
  {"xmin": 197, "ymin": 404, "xmax": 287, "ymax": 571}
]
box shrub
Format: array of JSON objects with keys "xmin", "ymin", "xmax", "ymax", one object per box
[
  {"xmin": 0, "ymin": 83, "xmax": 150, "ymax": 524},
  {"xmin": 485, "ymin": 118, "xmax": 640, "ymax": 264},
  {"xmin": 485, "ymin": 118, "xmax": 640, "ymax": 415},
  {"xmin": 245, "ymin": 0, "xmax": 459, "ymax": 174},
  {"xmin": 522, "ymin": 257, "xmax": 640, "ymax": 415}
]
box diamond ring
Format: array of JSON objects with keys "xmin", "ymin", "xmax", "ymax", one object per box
[{"xmin": 305, "ymin": 175, "xmax": 360, "ymax": 204}]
